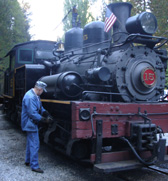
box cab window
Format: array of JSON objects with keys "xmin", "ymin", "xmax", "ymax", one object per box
[{"xmin": 18, "ymin": 49, "xmax": 33, "ymax": 63}]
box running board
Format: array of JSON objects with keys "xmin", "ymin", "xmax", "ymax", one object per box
[
  {"xmin": 94, "ymin": 155, "xmax": 168, "ymax": 173},
  {"xmin": 94, "ymin": 160, "xmax": 142, "ymax": 173}
]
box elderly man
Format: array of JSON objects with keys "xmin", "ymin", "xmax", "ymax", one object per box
[{"xmin": 21, "ymin": 81, "xmax": 50, "ymax": 173}]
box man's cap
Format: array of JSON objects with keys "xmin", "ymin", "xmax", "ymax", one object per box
[{"xmin": 35, "ymin": 81, "xmax": 47, "ymax": 92}]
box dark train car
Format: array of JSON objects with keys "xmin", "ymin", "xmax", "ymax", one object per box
[
  {"xmin": 1, "ymin": 2, "xmax": 168, "ymax": 173},
  {"xmin": 4, "ymin": 40, "xmax": 56, "ymax": 96},
  {"xmin": 2, "ymin": 40, "xmax": 56, "ymax": 121}
]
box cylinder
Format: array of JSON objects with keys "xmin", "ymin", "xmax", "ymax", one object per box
[{"xmin": 40, "ymin": 71, "xmax": 83, "ymax": 99}]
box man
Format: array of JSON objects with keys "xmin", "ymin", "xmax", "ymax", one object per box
[{"xmin": 21, "ymin": 81, "xmax": 50, "ymax": 173}]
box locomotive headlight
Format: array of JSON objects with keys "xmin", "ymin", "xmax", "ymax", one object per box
[
  {"xmin": 79, "ymin": 108, "xmax": 90, "ymax": 121},
  {"xmin": 126, "ymin": 12, "xmax": 157, "ymax": 35}
]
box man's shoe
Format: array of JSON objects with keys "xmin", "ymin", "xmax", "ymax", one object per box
[
  {"xmin": 25, "ymin": 162, "xmax": 30, "ymax": 166},
  {"xmin": 32, "ymin": 168, "xmax": 44, "ymax": 173}
]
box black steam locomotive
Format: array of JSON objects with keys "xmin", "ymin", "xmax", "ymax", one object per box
[{"xmin": 1, "ymin": 2, "xmax": 168, "ymax": 172}]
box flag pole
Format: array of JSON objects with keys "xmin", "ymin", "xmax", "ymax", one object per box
[{"xmin": 53, "ymin": 9, "xmax": 72, "ymax": 31}]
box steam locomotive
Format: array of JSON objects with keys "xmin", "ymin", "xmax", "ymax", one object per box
[{"xmin": 1, "ymin": 2, "xmax": 168, "ymax": 172}]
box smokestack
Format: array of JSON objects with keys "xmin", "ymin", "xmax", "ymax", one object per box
[{"xmin": 108, "ymin": 2, "xmax": 132, "ymax": 43}]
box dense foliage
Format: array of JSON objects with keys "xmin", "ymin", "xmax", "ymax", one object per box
[{"xmin": 0, "ymin": 0, "xmax": 31, "ymax": 93}]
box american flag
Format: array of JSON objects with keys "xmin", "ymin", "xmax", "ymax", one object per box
[{"xmin": 104, "ymin": 7, "xmax": 117, "ymax": 32}]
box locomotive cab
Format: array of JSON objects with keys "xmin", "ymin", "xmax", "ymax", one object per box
[
  {"xmin": 3, "ymin": 40, "xmax": 56, "ymax": 98},
  {"xmin": 2, "ymin": 40, "xmax": 56, "ymax": 122}
]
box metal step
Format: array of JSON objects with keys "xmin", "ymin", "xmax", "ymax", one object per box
[
  {"xmin": 94, "ymin": 160, "xmax": 142, "ymax": 173},
  {"xmin": 94, "ymin": 155, "xmax": 168, "ymax": 173}
]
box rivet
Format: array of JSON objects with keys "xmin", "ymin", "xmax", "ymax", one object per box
[
  {"xmin": 110, "ymin": 106, "xmax": 114, "ymax": 111},
  {"xmin": 116, "ymin": 106, "xmax": 120, "ymax": 111}
]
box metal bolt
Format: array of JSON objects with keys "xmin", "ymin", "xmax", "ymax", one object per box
[
  {"xmin": 110, "ymin": 106, "xmax": 114, "ymax": 111},
  {"xmin": 115, "ymin": 106, "xmax": 120, "ymax": 111}
]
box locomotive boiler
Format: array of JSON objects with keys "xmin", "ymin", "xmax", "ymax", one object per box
[
  {"xmin": 1, "ymin": 2, "xmax": 168, "ymax": 173},
  {"xmin": 40, "ymin": 3, "xmax": 167, "ymax": 103}
]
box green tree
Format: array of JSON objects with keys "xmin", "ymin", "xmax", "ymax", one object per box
[
  {"xmin": 63, "ymin": 0, "xmax": 96, "ymax": 33},
  {"xmin": 129, "ymin": 0, "xmax": 150, "ymax": 14},
  {"xmin": 12, "ymin": 1, "xmax": 31, "ymax": 45},
  {"xmin": 0, "ymin": 0, "xmax": 31, "ymax": 93},
  {"xmin": 0, "ymin": 0, "xmax": 31, "ymax": 59},
  {"xmin": 149, "ymin": 0, "xmax": 168, "ymax": 37}
]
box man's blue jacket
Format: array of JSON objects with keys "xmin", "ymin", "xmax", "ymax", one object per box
[{"xmin": 21, "ymin": 88, "xmax": 46, "ymax": 132}]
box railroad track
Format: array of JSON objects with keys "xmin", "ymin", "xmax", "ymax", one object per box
[{"xmin": 148, "ymin": 164, "xmax": 168, "ymax": 175}]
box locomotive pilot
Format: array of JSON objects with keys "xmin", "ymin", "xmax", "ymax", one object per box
[{"xmin": 21, "ymin": 81, "xmax": 52, "ymax": 173}]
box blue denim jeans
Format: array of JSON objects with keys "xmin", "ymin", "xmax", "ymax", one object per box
[{"xmin": 25, "ymin": 131, "xmax": 39, "ymax": 169}]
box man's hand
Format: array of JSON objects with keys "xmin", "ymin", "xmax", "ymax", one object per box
[
  {"xmin": 40, "ymin": 114, "xmax": 54, "ymax": 125},
  {"xmin": 46, "ymin": 115, "xmax": 54, "ymax": 124},
  {"xmin": 40, "ymin": 116, "xmax": 46, "ymax": 123},
  {"xmin": 42, "ymin": 110, "xmax": 49, "ymax": 118}
]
